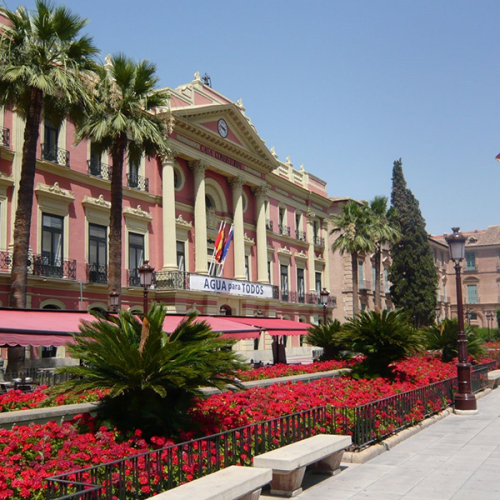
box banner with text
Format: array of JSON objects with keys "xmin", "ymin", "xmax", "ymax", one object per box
[{"xmin": 189, "ymin": 274, "xmax": 274, "ymax": 298}]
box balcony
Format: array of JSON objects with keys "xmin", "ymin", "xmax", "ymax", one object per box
[
  {"xmin": 127, "ymin": 173, "xmax": 149, "ymax": 192},
  {"xmin": 307, "ymin": 292, "xmax": 337, "ymax": 307},
  {"xmin": 87, "ymin": 159, "xmax": 112, "ymax": 180},
  {"xmin": 313, "ymin": 236, "xmax": 325, "ymax": 247},
  {"xmin": 278, "ymin": 224, "xmax": 290, "ymax": 237},
  {"xmin": 295, "ymin": 230, "xmax": 307, "ymax": 242},
  {"xmin": 266, "ymin": 219, "xmax": 273, "ymax": 232},
  {"xmin": 41, "ymin": 143, "xmax": 70, "ymax": 167},
  {"xmin": 87, "ymin": 263, "xmax": 108, "ymax": 284},
  {"xmin": 0, "ymin": 127, "xmax": 10, "ymax": 148},
  {"xmin": 127, "ymin": 268, "xmax": 141, "ymax": 287},
  {"xmin": 359, "ymin": 280, "xmax": 372, "ymax": 291},
  {"xmin": 0, "ymin": 251, "xmax": 76, "ymax": 280}
]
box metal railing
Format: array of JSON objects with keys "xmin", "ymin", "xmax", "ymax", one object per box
[
  {"xmin": 313, "ymin": 236, "xmax": 325, "ymax": 247},
  {"xmin": 41, "ymin": 143, "xmax": 70, "ymax": 167},
  {"xmin": 3, "ymin": 368, "xmax": 72, "ymax": 387},
  {"xmin": 266, "ymin": 219, "xmax": 273, "ymax": 231},
  {"xmin": 87, "ymin": 160, "xmax": 112, "ymax": 180},
  {"xmin": 154, "ymin": 270, "xmax": 189, "ymax": 290},
  {"xmin": 0, "ymin": 126, "xmax": 10, "ymax": 148},
  {"xmin": 87, "ymin": 263, "xmax": 108, "ymax": 284},
  {"xmin": 45, "ymin": 362, "xmax": 495, "ymax": 500},
  {"xmin": 278, "ymin": 224, "xmax": 290, "ymax": 237},
  {"xmin": 128, "ymin": 268, "xmax": 141, "ymax": 287},
  {"xmin": 295, "ymin": 230, "xmax": 306, "ymax": 242},
  {"xmin": 0, "ymin": 251, "xmax": 76, "ymax": 280},
  {"xmin": 127, "ymin": 173, "xmax": 149, "ymax": 192}
]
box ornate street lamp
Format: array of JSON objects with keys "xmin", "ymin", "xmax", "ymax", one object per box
[
  {"xmin": 109, "ymin": 288, "xmax": 120, "ymax": 313},
  {"xmin": 465, "ymin": 307, "xmax": 474, "ymax": 326},
  {"xmin": 320, "ymin": 288, "xmax": 330, "ymax": 325},
  {"xmin": 486, "ymin": 311, "xmax": 494, "ymax": 343},
  {"xmin": 138, "ymin": 260, "xmax": 154, "ymax": 315},
  {"xmin": 445, "ymin": 227, "xmax": 477, "ymax": 412}
]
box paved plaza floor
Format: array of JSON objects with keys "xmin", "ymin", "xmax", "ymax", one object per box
[{"xmin": 262, "ymin": 387, "xmax": 500, "ymax": 500}]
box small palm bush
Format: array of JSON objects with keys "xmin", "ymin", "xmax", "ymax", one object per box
[
  {"xmin": 53, "ymin": 302, "xmax": 246, "ymax": 439},
  {"xmin": 305, "ymin": 320, "xmax": 347, "ymax": 360},
  {"xmin": 424, "ymin": 318, "xmax": 486, "ymax": 363},
  {"xmin": 341, "ymin": 309, "xmax": 424, "ymax": 378}
]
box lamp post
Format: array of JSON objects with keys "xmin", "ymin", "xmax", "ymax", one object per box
[
  {"xmin": 435, "ymin": 305, "xmax": 441, "ymax": 323},
  {"xmin": 465, "ymin": 307, "xmax": 474, "ymax": 326},
  {"xmin": 445, "ymin": 227, "xmax": 477, "ymax": 412},
  {"xmin": 109, "ymin": 288, "xmax": 120, "ymax": 313},
  {"xmin": 320, "ymin": 288, "xmax": 330, "ymax": 325},
  {"xmin": 486, "ymin": 311, "xmax": 494, "ymax": 342},
  {"xmin": 138, "ymin": 260, "xmax": 154, "ymax": 315}
]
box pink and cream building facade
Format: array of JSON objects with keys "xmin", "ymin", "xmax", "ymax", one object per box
[{"xmin": 0, "ymin": 71, "xmax": 336, "ymax": 362}]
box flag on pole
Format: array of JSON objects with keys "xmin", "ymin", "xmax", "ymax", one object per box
[
  {"xmin": 220, "ymin": 224, "xmax": 234, "ymax": 263},
  {"xmin": 496, "ymin": 153, "xmax": 500, "ymax": 162},
  {"xmin": 214, "ymin": 222, "xmax": 226, "ymax": 262}
]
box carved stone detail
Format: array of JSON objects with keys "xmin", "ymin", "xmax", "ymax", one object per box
[
  {"xmin": 244, "ymin": 233, "xmax": 255, "ymax": 245},
  {"xmin": 35, "ymin": 182, "xmax": 75, "ymax": 202},
  {"xmin": 253, "ymin": 184, "xmax": 270, "ymax": 199},
  {"xmin": 277, "ymin": 246, "xmax": 292, "ymax": 256},
  {"xmin": 295, "ymin": 250, "xmax": 308, "ymax": 260},
  {"xmin": 124, "ymin": 205, "xmax": 153, "ymax": 221},
  {"xmin": 190, "ymin": 160, "xmax": 208, "ymax": 177},
  {"xmin": 175, "ymin": 214, "xmax": 193, "ymax": 228},
  {"xmin": 229, "ymin": 176, "xmax": 245, "ymax": 190},
  {"xmin": 82, "ymin": 194, "xmax": 111, "ymax": 209}
]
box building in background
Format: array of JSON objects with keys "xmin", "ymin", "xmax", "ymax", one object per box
[{"xmin": 429, "ymin": 235, "xmax": 451, "ymax": 321}]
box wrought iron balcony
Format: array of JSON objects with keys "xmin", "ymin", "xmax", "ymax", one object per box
[
  {"xmin": 41, "ymin": 143, "xmax": 70, "ymax": 167},
  {"xmin": 87, "ymin": 263, "xmax": 108, "ymax": 284},
  {"xmin": 87, "ymin": 159, "xmax": 112, "ymax": 180},
  {"xmin": 295, "ymin": 230, "xmax": 307, "ymax": 242},
  {"xmin": 128, "ymin": 268, "xmax": 141, "ymax": 287},
  {"xmin": 280, "ymin": 290, "xmax": 289, "ymax": 302},
  {"xmin": 266, "ymin": 219, "xmax": 273, "ymax": 231},
  {"xmin": 127, "ymin": 173, "xmax": 149, "ymax": 192},
  {"xmin": 0, "ymin": 127, "xmax": 10, "ymax": 148},
  {"xmin": 307, "ymin": 292, "xmax": 337, "ymax": 307},
  {"xmin": 154, "ymin": 270, "xmax": 188, "ymax": 290},
  {"xmin": 0, "ymin": 251, "xmax": 76, "ymax": 280},
  {"xmin": 313, "ymin": 236, "xmax": 325, "ymax": 247},
  {"xmin": 278, "ymin": 224, "xmax": 290, "ymax": 237}
]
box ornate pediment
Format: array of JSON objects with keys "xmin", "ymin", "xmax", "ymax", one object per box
[
  {"xmin": 124, "ymin": 205, "xmax": 153, "ymax": 222},
  {"xmin": 176, "ymin": 214, "xmax": 193, "ymax": 229}
]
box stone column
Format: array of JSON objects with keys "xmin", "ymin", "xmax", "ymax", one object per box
[
  {"xmin": 161, "ymin": 150, "xmax": 178, "ymax": 270},
  {"xmin": 323, "ymin": 220, "xmax": 331, "ymax": 290},
  {"xmin": 230, "ymin": 176, "xmax": 246, "ymax": 280},
  {"xmin": 307, "ymin": 209, "xmax": 316, "ymax": 291},
  {"xmin": 191, "ymin": 161, "xmax": 209, "ymax": 275},
  {"xmin": 254, "ymin": 185, "xmax": 269, "ymax": 283}
]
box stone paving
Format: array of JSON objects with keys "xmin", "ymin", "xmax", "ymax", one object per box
[{"xmin": 262, "ymin": 387, "xmax": 500, "ymax": 500}]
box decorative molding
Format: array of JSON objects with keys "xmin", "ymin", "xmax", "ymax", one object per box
[
  {"xmin": 306, "ymin": 208, "xmax": 317, "ymax": 221},
  {"xmin": 124, "ymin": 205, "xmax": 153, "ymax": 222},
  {"xmin": 35, "ymin": 182, "xmax": 75, "ymax": 204},
  {"xmin": 161, "ymin": 148, "xmax": 179, "ymax": 164},
  {"xmin": 229, "ymin": 176, "xmax": 245, "ymax": 190},
  {"xmin": 294, "ymin": 250, "xmax": 308, "ymax": 261},
  {"xmin": 190, "ymin": 160, "xmax": 208, "ymax": 177},
  {"xmin": 0, "ymin": 172, "xmax": 14, "ymax": 190},
  {"xmin": 244, "ymin": 233, "xmax": 255, "ymax": 245},
  {"xmin": 253, "ymin": 184, "xmax": 270, "ymax": 199},
  {"xmin": 277, "ymin": 246, "xmax": 292, "ymax": 256},
  {"xmin": 176, "ymin": 214, "xmax": 193, "ymax": 229},
  {"xmin": 82, "ymin": 194, "xmax": 111, "ymax": 210}
]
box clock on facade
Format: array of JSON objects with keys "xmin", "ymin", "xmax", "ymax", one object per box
[{"xmin": 217, "ymin": 118, "xmax": 228, "ymax": 138}]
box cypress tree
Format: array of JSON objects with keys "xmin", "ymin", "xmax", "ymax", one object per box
[{"xmin": 389, "ymin": 159, "xmax": 437, "ymax": 327}]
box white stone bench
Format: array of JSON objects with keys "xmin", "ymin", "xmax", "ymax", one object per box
[
  {"xmin": 150, "ymin": 465, "xmax": 272, "ymax": 500},
  {"xmin": 487, "ymin": 369, "xmax": 500, "ymax": 389},
  {"xmin": 253, "ymin": 434, "xmax": 351, "ymax": 497}
]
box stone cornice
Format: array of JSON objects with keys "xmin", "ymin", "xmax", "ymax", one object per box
[
  {"xmin": 0, "ymin": 171, "xmax": 14, "ymax": 189},
  {"xmin": 294, "ymin": 250, "xmax": 308, "ymax": 261},
  {"xmin": 244, "ymin": 233, "xmax": 255, "ymax": 246},
  {"xmin": 82, "ymin": 194, "xmax": 111, "ymax": 211},
  {"xmin": 124, "ymin": 205, "xmax": 153, "ymax": 222},
  {"xmin": 175, "ymin": 214, "xmax": 193, "ymax": 229},
  {"xmin": 277, "ymin": 246, "xmax": 292, "ymax": 256},
  {"xmin": 35, "ymin": 182, "xmax": 75, "ymax": 204}
]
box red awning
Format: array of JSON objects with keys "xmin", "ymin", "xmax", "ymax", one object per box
[{"xmin": 228, "ymin": 317, "xmax": 312, "ymax": 336}]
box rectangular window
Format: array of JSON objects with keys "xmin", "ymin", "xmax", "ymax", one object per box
[
  {"xmin": 295, "ymin": 213, "xmax": 300, "ymax": 231},
  {"xmin": 440, "ymin": 251, "xmax": 445, "ymax": 267},
  {"xmin": 279, "ymin": 208, "xmax": 285, "ymax": 227},
  {"xmin": 245, "ymin": 255, "xmax": 250, "ymax": 281},
  {"xmin": 267, "ymin": 260, "xmax": 272, "ymax": 283},
  {"xmin": 358, "ymin": 261, "xmax": 364, "ymax": 289},
  {"xmin": 465, "ymin": 252, "xmax": 476, "ymax": 271},
  {"xmin": 41, "ymin": 214, "xmax": 63, "ymax": 277},
  {"xmin": 44, "ymin": 119, "xmax": 58, "ymax": 150},
  {"xmin": 313, "ymin": 221, "xmax": 319, "ymax": 241},
  {"xmin": 372, "ymin": 266, "xmax": 376, "ymax": 287},
  {"xmin": 253, "ymin": 336, "xmax": 259, "ymax": 350},
  {"xmin": 129, "ymin": 160, "xmax": 140, "ymax": 187},
  {"xmin": 467, "ymin": 284, "xmax": 478, "ymax": 304},
  {"xmin": 207, "ymin": 248, "xmax": 217, "ymax": 276},
  {"xmin": 433, "ymin": 248, "xmax": 437, "ymax": 262},
  {"xmin": 88, "ymin": 223, "xmax": 107, "ymax": 283},
  {"xmin": 280, "ymin": 264, "xmax": 289, "ymax": 300},
  {"xmin": 176, "ymin": 241, "xmax": 185, "ymax": 272},
  {"xmin": 315, "ymin": 272, "xmax": 322, "ymax": 294},
  {"xmin": 41, "ymin": 346, "xmax": 57, "ymax": 358},
  {"xmin": 128, "ymin": 232, "xmax": 144, "ymax": 286},
  {"xmin": 384, "ymin": 269, "xmax": 389, "ymax": 292},
  {"xmin": 297, "ymin": 268, "xmax": 305, "ymax": 303}
]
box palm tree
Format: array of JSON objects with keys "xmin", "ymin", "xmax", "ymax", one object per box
[
  {"xmin": 368, "ymin": 196, "xmax": 401, "ymax": 310},
  {"xmin": 76, "ymin": 55, "xmax": 170, "ymax": 304},
  {"xmin": 0, "ymin": 1, "xmax": 97, "ymax": 372},
  {"xmin": 53, "ymin": 302, "xmax": 246, "ymax": 438},
  {"xmin": 305, "ymin": 319, "xmax": 347, "ymax": 360},
  {"xmin": 330, "ymin": 200, "xmax": 374, "ymax": 316}
]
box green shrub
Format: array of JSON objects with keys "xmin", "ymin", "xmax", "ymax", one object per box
[{"xmin": 305, "ymin": 320, "xmax": 348, "ymax": 360}]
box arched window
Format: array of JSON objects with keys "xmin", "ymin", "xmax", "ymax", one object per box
[{"xmin": 219, "ymin": 304, "xmax": 232, "ymax": 316}]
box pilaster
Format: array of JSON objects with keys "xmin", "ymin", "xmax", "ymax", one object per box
[
  {"xmin": 190, "ymin": 160, "xmax": 209, "ymax": 274},
  {"xmin": 161, "ymin": 150, "xmax": 178, "ymax": 270},
  {"xmin": 254, "ymin": 184, "xmax": 269, "ymax": 283},
  {"xmin": 307, "ymin": 209, "xmax": 316, "ymax": 291},
  {"xmin": 230, "ymin": 176, "xmax": 246, "ymax": 280}
]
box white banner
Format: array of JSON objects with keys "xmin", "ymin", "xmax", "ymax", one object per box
[{"xmin": 189, "ymin": 274, "xmax": 274, "ymax": 298}]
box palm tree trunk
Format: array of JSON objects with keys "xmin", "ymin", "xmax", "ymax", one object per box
[
  {"xmin": 352, "ymin": 251, "xmax": 359, "ymax": 316},
  {"xmin": 374, "ymin": 246, "xmax": 382, "ymax": 310},
  {"xmin": 8, "ymin": 87, "xmax": 43, "ymax": 373},
  {"xmin": 108, "ymin": 135, "xmax": 127, "ymax": 308}
]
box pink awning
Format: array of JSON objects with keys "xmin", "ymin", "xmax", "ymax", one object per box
[{"xmin": 228, "ymin": 317, "xmax": 312, "ymax": 336}]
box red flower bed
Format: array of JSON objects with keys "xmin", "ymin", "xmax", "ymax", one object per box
[{"xmin": 236, "ymin": 359, "xmax": 355, "ymax": 382}]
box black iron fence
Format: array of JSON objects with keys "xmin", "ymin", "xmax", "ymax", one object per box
[
  {"xmin": 0, "ymin": 251, "xmax": 76, "ymax": 280},
  {"xmin": 87, "ymin": 264, "xmax": 108, "ymax": 284},
  {"xmin": 45, "ymin": 362, "xmax": 494, "ymax": 500},
  {"xmin": 278, "ymin": 224, "xmax": 290, "ymax": 237},
  {"xmin": 3, "ymin": 368, "xmax": 72, "ymax": 387},
  {"xmin": 313, "ymin": 236, "xmax": 325, "ymax": 247},
  {"xmin": 127, "ymin": 173, "xmax": 149, "ymax": 192},
  {"xmin": 41, "ymin": 143, "xmax": 70, "ymax": 167},
  {"xmin": 87, "ymin": 160, "xmax": 112, "ymax": 180},
  {"xmin": 266, "ymin": 219, "xmax": 273, "ymax": 231},
  {"xmin": 295, "ymin": 230, "xmax": 307, "ymax": 242},
  {"xmin": 0, "ymin": 126, "xmax": 10, "ymax": 148}
]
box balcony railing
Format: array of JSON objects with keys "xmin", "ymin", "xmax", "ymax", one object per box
[
  {"xmin": 0, "ymin": 251, "xmax": 76, "ymax": 280},
  {"xmin": 87, "ymin": 159, "xmax": 112, "ymax": 180},
  {"xmin": 313, "ymin": 236, "xmax": 325, "ymax": 247},
  {"xmin": 295, "ymin": 230, "xmax": 306, "ymax": 242},
  {"xmin": 266, "ymin": 219, "xmax": 273, "ymax": 232},
  {"xmin": 306, "ymin": 292, "xmax": 337, "ymax": 307},
  {"xmin": 359, "ymin": 280, "xmax": 371, "ymax": 291},
  {"xmin": 280, "ymin": 290, "xmax": 289, "ymax": 302},
  {"xmin": 87, "ymin": 263, "xmax": 108, "ymax": 284},
  {"xmin": 278, "ymin": 224, "xmax": 290, "ymax": 237},
  {"xmin": 127, "ymin": 173, "xmax": 149, "ymax": 192},
  {"xmin": 0, "ymin": 127, "xmax": 10, "ymax": 148},
  {"xmin": 127, "ymin": 268, "xmax": 141, "ymax": 287},
  {"xmin": 41, "ymin": 143, "xmax": 70, "ymax": 167}
]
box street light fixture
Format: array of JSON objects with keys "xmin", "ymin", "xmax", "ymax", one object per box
[
  {"xmin": 445, "ymin": 227, "xmax": 477, "ymax": 413},
  {"xmin": 109, "ymin": 288, "xmax": 120, "ymax": 313},
  {"xmin": 465, "ymin": 307, "xmax": 474, "ymax": 326},
  {"xmin": 138, "ymin": 260, "xmax": 154, "ymax": 315},
  {"xmin": 320, "ymin": 288, "xmax": 330, "ymax": 325},
  {"xmin": 486, "ymin": 311, "xmax": 494, "ymax": 342}
]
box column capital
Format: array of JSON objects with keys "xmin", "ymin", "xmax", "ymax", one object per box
[
  {"xmin": 190, "ymin": 160, "xmax": 209, "ymax": 178},
  {"xmin": 253, "ymin": 184, "xmax": 270, "ymax": 200},
  {"xmin": 160, "ymin": 148, "xmax": 179, "ymax": 164},
  {"xmin": 229, "ymin": 176, "xmax": 245, "ymax": 190},
  {"xmin": 306, "ymin": 208, "xmax": 317, "ymax": 224}
]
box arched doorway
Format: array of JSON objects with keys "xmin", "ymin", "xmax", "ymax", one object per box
[{"xmin": 219, "ymin": 304, "xmax": 232, "ymax": 316}]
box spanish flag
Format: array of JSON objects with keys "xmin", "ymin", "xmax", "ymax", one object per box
[
  {"xmin": 214, "ymin": 222, "xmax": 226, "ymax": 262},
  {"xmin": 496, "ymin": 153, "xmax": 500, "ymax": 161}
]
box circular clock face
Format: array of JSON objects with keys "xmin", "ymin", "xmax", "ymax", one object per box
[{"xmin": 217, "ymin": 119, "xmax": 228, "ymax": 138}]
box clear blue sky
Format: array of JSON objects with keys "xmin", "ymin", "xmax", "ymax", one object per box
[{"xmin": 5, "ymin": 0, "xmax": 500, "ymax": 235}]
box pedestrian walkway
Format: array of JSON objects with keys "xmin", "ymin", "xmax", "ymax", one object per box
[{"xmin": 262, "ymin": 388, "xmax": 500, "ymax": 500}]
